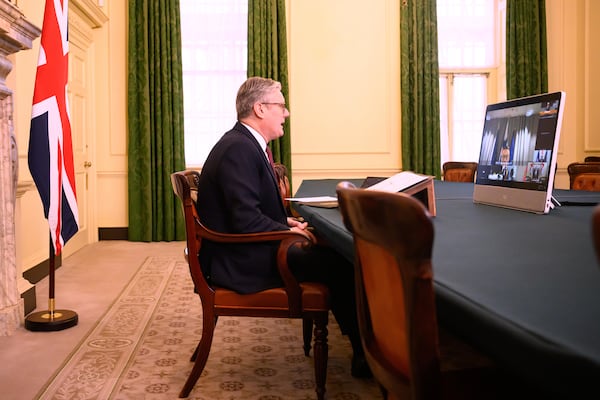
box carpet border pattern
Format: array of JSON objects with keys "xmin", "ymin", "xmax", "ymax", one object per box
[{"xmin": 36, "ymin": 256, "xmax": 177, "ymax": 399}]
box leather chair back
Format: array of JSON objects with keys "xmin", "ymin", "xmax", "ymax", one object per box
[
  {"xmin": 572, "ymin": 173, "xmax": 600, "ymax": 191},
  {"xmin": 567, "ymin": 162, "xmax": 600, "ymax": 190},
  {"xmin": 442, "ymin": 161, "xmax": 478, "ymax": 182}
]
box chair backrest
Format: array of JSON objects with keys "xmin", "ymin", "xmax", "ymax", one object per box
[
  {"xmin": 273, "ymin": 162, "xmax": 292, "ymax": 214},
  {"xmin": 572, "ymin": 173, "xmax": 600, "ymax": 192},
  {"xmin": 584, "ymin": 156, "xmax": 600, "ymax": 162},
  {"xmin": 442, "ymin": 161, "xmax": 478, "ymax": 182},
  {"xmin": 567, "ymin": 162, "xmax": 600, "ymax": 190},
  {"xmin": 336, "ymin": 181, "xmax": 440, "ymax": 400},
  {"xmin": 170, "ymin": 170, "xmax": 214, "ymax": 300}
]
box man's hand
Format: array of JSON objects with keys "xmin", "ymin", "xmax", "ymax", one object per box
[
  {"xmin": 287, "ymin": 217, "xmax": 316, "ymax": 242},
  {"xmin": 287, "ymin": 217, "xmax": 308, "ymax": 231}
]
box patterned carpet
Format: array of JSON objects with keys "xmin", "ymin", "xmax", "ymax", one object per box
[{"xmin": 36, "ymin": 256, "xmax": 382, "ymax": 399}]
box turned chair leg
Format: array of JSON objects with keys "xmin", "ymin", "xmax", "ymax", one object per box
[
  {"xmin": 313, "ymin": 314, "xmax": 329, "ymax": 400},
  {"xmin": 302, "ymin": 317, "xmax": 312, "ymax": 356}
]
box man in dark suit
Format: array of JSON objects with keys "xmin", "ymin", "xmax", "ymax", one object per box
[{"xmin": 195, "ymin": 76, "xmax": 370, "ymax": 378}]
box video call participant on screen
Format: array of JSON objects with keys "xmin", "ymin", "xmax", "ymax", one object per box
[{"xmin": 195, "ymin": 76, "xmax": 371, "ymax": 378}]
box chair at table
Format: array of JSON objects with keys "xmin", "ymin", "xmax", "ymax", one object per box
[
  {"xmin": 567, "ymin": 162, "xmax": 600, "ymax": 191},
  {"xmin": 171, "ymin": 170, "xmax": 330, "ymax": 399},
  {"xmin": 336, "ymin": 181, "xmax": 503, "ymax": 400},
  {"xmin": 442, "ymin": 161, "xmax": 478, "ymax": 182}
]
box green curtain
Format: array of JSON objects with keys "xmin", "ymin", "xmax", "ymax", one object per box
[
  {"xmin": 247, "ymin": 0, "xmax": 292, "ymax": 179},
  {"xmin": 400, "ymin": 0, "xmax": 441, "ymax": 178},
  {"xmin": 506, "ymin": 0, "xmax": 548, "ymax": 99},
  {"xmin": 127, "ymin": 0, "xmax": 186, "ymax": 242}
]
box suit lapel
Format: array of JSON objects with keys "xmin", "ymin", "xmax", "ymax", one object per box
[
  {"xmin": 233, "ymin": 123, "xmax": 286, "ymax": 215},
  {"xmin": 234, "ymin": 122, "xmax": 278, "ymax": 182}
]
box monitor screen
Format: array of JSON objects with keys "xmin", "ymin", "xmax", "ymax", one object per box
[{"xmin": 473, "ymin": 91, "xmax": 565, "ymax": 214}]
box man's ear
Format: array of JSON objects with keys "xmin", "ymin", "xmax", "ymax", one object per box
[{"xmin": 253, "ymin": 102, "xmax": 265, "ymax": 119}]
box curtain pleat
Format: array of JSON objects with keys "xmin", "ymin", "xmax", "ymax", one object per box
[
  {"xmin": 127, "ymin": 0, "xmax": 186, "ymax": 241},
  {"xmin": 400, "ymin": 0, "xmax": 441, "ymax": 178},
  {"xmin": 247, "ymin": 0, "xmax": 292, "ymax": 184},
  {"xmin": 506, "ymin": 0, "xmax": 548, "ymax": 99}
]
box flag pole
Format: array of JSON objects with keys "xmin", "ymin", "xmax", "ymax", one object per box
[
  {"xmin": 24, "ymin": 235, "xmax": 78, "ymax": 332},
  {"xmin": 25, "ymin": 0, "xmax": 79, "ymax": 332}
]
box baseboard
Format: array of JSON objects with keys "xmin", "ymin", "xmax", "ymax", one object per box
[
  {"xmin": 20, "ymin": 228, "xmax": 128, "ymax": 317},
  {"xmin": 98, "ymin": 227, "xmax": 128, "ymax": 240},
  {"xmin": 21, "ymin": 228, "xmax": 128, "ymax": 317},
  {"xmin": 23, "ymin": 255, "xmax": 62, "ymax": 284},
  {"xmin": 22, "ymin": 256, "xmax": 63, "ymax": 317},
  {"xmin": 22, "ymin": 286, "xmax": 36, "ymax": 315}
]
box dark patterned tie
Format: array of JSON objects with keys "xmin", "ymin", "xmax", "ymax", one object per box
[{"xmin": 266, "ymin": 145, "xmax": 275, "ymax": 167}]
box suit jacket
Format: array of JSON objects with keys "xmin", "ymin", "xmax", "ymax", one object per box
[{"xmin": 196, "ymin": 122, "xmax": 289, "ymax": 293}]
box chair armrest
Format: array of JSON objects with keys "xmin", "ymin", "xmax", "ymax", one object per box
[
  {"xmin": 195, "ymin": 217, "xmax": 313, "ymax": 315},
  {"xmin": 195, "ymin": 218, "xmax": 312, "ymax": 244}
]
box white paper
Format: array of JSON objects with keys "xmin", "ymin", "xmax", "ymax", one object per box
[
  {"xmin": 286, "ymin": 196, "xmax": 338, "ymax": 202},
  {"xmin": 365, "ymin": 171, "xmax": 428, "ymax": 193}
]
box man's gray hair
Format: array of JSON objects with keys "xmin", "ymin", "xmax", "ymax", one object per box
[{"xmin": 236, "ymin": 77, "xmax": 282, "ymax": 119}]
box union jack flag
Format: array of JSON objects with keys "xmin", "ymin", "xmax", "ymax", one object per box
[{"xmin": 28, "ymin": 0, "xmax": 79, "ymax": 256}]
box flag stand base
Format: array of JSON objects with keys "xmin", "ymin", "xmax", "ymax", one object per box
[{"xmin": 25, "ymin": 309, "xmax": 78, "ymax": 332}]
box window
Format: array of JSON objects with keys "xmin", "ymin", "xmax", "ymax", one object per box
[
  {"xmin": 437, "ymin": 0, "xmax": 505, "ymax": 166},
  {"xmin": 180, "ymin": 0, "xmax": 248, "ymax": 167}
]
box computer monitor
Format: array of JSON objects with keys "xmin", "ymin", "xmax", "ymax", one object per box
[{"xmin": 473, "ymin": 91, "xmax": 566, "ymax": 214}]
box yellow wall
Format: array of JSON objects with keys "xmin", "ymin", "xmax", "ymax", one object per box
[
  {"xmin": 10, "ymin": 0, "xmax": 600, "ymax": 276},
  {"xmin": 545, "ymin": 0, "xmax": 600, "ymax": 188},
  {"xmin": 96, "ymin": 1, "xmax": 128, "ymax": 228},
  {"xmin": 288, "ymin": 0, "xmax": 401, "ymax": 183}
]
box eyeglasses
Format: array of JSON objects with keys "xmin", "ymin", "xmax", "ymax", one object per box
[{"xmin": 261, "ymin": 102, "xmax": 288, "ymax": 111}]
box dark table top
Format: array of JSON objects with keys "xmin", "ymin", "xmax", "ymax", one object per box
[{"xmin": 293, "ymin": 179, "xmax": 600, "ymax": 396}]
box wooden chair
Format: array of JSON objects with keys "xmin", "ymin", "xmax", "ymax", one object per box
[
  {"xmin": 171, "ymin": 170, "xmax": 330, "ymax": 399},
  {"xmin": 442, "ymin": 162, "xmax": 478, "ymax": 182},
  {"xmin": 336, "ymin": 181, "xmax": 502, "ymax": 400},
  {"xmin": 567, "ymin": 162, "xmax": 600, "ymax": 191}
]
